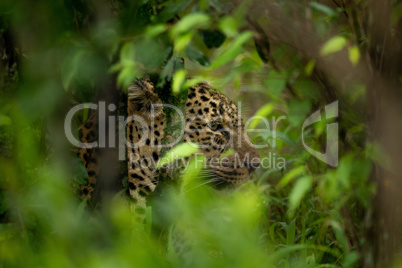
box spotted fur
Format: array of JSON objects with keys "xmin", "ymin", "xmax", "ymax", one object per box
[
  {"xmin": 184, "ymin": 83, "xmax": 260, "ymax": 188},
  {"xmin": 126, "ymin": 79, "xmax": 164, "ymax": 221},
  {"xmin": 74, "ymin": 79, "xmax": 259, "ymax": 218},
  {"xmin": 74, "ymin": 112, "xmax": 99, "ymax": 201}
]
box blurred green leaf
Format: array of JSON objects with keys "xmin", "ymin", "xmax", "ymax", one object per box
[
  {"xmin": 72, "ymin": 156, "xmax": 88, "ymax": 185},
  {"xmin": 171, "ymin": 13, "xmax": 210, "ymax": 37},
  {"xmin": 0, "ymin": 2, "xmax": 383, "ymax": 267},
  {"xmin": 343, "ymin": 251, "xmax": 359, "ymax": 268},
  {"xmin": 199, "ymin": 29, "xmax": 226, "ymax": 49},
  {"xmin": 288, "ymin": 100, "xmax": 311, "ymax": 126},
  {"xmin": 135, "ymin": 38, "xmax": 172, "ymax": 69},
  {"xmin": 266, "ymin": 70, "xmax": 287, "ymax": 97},
  {"xmin": 348, "ymin": 46, "xmax": 360, "ymax": 66},
  {"xmin": 157, "ymin": 142, "xmax": 199, "ymax": 168},
  {"xmin": 174, "ymin": 31, "xmax": 193, "ymax": 51},
  {"xmin": 329, "ymin": 220, "xmax": 348, "ymax": 251},
  {"xmin": 219, "ymin": 16, "xmax": 238, "ymax": 38},
  {"xmin": 271, "ymin": 131, "xmax": 298, "ymax": 148},
  {"xmin": 158, "ymin": 56, "xmax": 184, "ymax": 88},
  {"xmin": 366, "ymin": 142, "xmax": 392, "ymax": 171},
  {"xmin": 159, "ymin": 0, "xmax": 192, "ymax": 21},
  {"xmin": 75, "ymin": 198, "xmax": 87, "ymax": 220},
  {"xmin": 111, "ymin": 42, "xmax": 137, "ymax": 88},
  {"xmin": 181, "ymin": 156, "xmax": 206, "ymax": 194},
  {"xmin": 305, "ymin": 60, "xmax": 315, "ymax": 76},
  {"xmin": 183, "ymin": 77, "xmax": 204, "ymax": 90},
  {"xmin": 145, "ymin": 24, "xmax": 168, "ymax": 38},
  {"xmin": 278, "ymin": 166, "xmax": 306, "ymax": 189},
  {"xmin": 185, "ymin": 46, "xmax": 210, "ymax": 66},
  {"xmin": 310, "ymin": 2, "xmax": 338, "ymax": 17},
  {"xmin": 269, "ymin": 222, "xmax": 280, "ymax": 243},
  {"xmin": 320, "ymin": 36, "xmax": 347, "ymax": 55},
  {"xmin": 172, "ymin": 69, "xmax": 186, "ymax": 94},
  {"xmin": 209, "ymin": 31, "xmax": 253, "ymax": 68},
  {"xmin": 248, "ymin": 103, "xmax": 274, "ymax": 129},
  {"xmin": 288, "ymin": 175, "xmax": 313, "ymax": 214},
  {"xmin": 286, "ymin": 219, "xmax": 296, "ymax": 245}
]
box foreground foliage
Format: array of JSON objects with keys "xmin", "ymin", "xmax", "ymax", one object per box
[{"xmin": 1, "ymin": 0, "xmax": 401, "ymax": 267}]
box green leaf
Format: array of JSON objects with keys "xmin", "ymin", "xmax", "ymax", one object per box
[
  {"xmin": 159, "ymin": 57, "xmax": 184, "ymax": 86},
  {"xmin": 219, "ymin": 16, "xmax": 238, "ymax": 38},
  {"xmin": 320, "ymin": 36, "xmax": 347, "ymax": 56},
  {"xmin": 186, "ymin": 46, "xmax": 210, "ymax": 66},
  {"xmin": 135, "ymin": 38, "xmax": 172, "ymax": 69},
  {"xmin": 199, "ymin": 29, "xmax": 226, "ymax": 49},
  {"xmin": 159, "ymin": 0, "xmax": 192, "ymax": 22},
  {"xmin": 288, "ymin": 100, "xmax": 311, "ymax": 126},
  {"xmin": 111, "ymin": 42, "xmax": 138, "ymax": 88},
  {"xmin": 61, "ymin": 49, "xmax": 86, "ymax": 91},
  {"xmin": 172, "ymin": 69, "xmax": 186, "ymax": 95},
  {"xmin": 145, "ymin": 24, "xmax": 167, "ymax": 38},
  {"xmin": 288, "ymin": 175, "xmax": 313, "ymax": 213},
  {"xmin": 72, "ymin": 156, "xmax": 89, "ymax": 185},
  {"xmin": 183, "ymin": 77, "xmax": 204, "ymax": 90},
  {"xmin": 348, "ymin": 46, "xmax": 360, "ymax": 66},
  {"xmin": 117, "ymin": 64, "xmax": 137, "ymax": 89},
  {"xmin": 343, "ymin": 251, "xmax": 359, "ymax": 268},
  {"xmin": 157, "ymin": 142, "xmax": 199, "ymax": 168},
  {"xmin": 329, "ymin": 220, "xmax": 348, "ymax": 250},
  {"xmin": 171, "ymin": 13, "xmax": 210, "ymax": 36},
  {"xmin": 181, "ymin": 156, "xmax": 206, "ymax": 194},
  {"xmin": 266, "ymin": 70, "xmax": 287, "ymax": 97},
  {"xmin": 209, "ymin": 31, "xmax": 253, "ymax": 68},
  {"xmin": 286, "ymin": 219, "xmax": 296, "ymax": 245},
  {"xmin": 366, "ymin": 142, "xmax": 391, "ymax": 171},
  {"xmin": 248, "ymin": 103, "xmax": 274, "ymax": 129},
  {"xmin": 278, "ymin": 166, "xmax": 306, "ymax": 189},
  {"xmin": 75, "ymin": 198, "xmax": 87, "ymax": 221},
  {"xmin": 305, "ymin": 60, "xmax": 315, "ymax": 76},
  {"xmin": 270, "ymin": 131, "xmax": 298, "ymax": 148},
  {"xmin": 174, "ymin": 31, "xmax": 193, "ymax": 52},
  {"xmin": 269, "ymin": 222, "xmax": 280, "ymax": 243},
  {"xmin": 310, "ymin": 2, "xmax": 338, "ymax": 17}
]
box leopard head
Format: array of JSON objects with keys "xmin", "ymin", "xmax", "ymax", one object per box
[{"xmin": 184, "ymin": 83, "xmax": 260, "ymax": 188}]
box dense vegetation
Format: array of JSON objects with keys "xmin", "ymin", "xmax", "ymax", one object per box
[{"xmin": 1, "ymin": 0, "xmax": 401, "ymax": 267}]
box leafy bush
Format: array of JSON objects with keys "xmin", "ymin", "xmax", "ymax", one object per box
[{"xmin": 1, "ymin": 0, "xmax": 401, "ymax": 267}]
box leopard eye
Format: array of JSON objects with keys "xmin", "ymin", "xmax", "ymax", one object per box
[{"xmin": 209, "ymin": 121, "xmax": 223, "ymax": 131}]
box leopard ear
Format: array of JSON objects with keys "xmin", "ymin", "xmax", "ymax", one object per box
[{"xmin": 128, "ymin": 79, "xmax": 163, "ymax": 118}]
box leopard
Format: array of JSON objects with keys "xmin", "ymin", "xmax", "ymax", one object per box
[{"xmin": 73, "ymin": 77, "xmax": 260, "ymax": 221}]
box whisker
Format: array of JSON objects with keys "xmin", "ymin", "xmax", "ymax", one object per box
[{"xmin": 184, "ymin": 178, "xmax": 218, "ymax": 193}]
